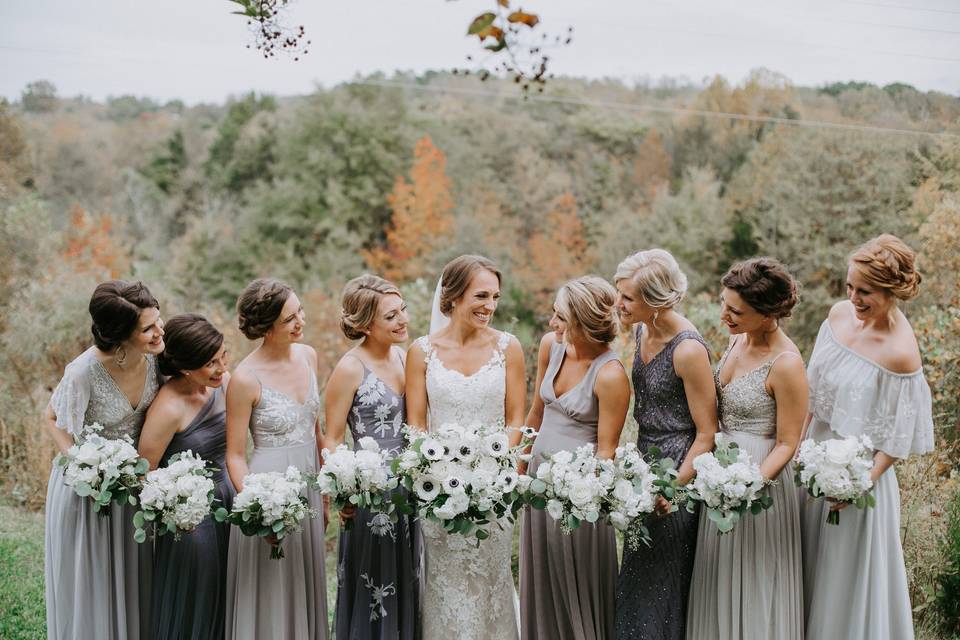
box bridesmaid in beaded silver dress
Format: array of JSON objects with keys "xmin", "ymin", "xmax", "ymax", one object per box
[
  {"xmin": 324, "ymin": 275, "xmax": 420, "ymax": 639},
  {"xmin": 686, "ymin": 259, "xmax": 808, "ymax": 640},
  {"xmin": 519, "ymin": 276, "xmax": 631, "ymax": 640},
  {"xmin": 224, "ymin": 279, "xmax": 328, "ymax": 640},
  {"xmin": 612, "ymin": 250, "xmax": 718, "ymax": 640},
  {"xmin": 44, "ymin": 281, "xmax": 165, "ymax": 640},
  {"xmin": 138, "ymin": 314, "xmax": 235, "ymax": 640}
]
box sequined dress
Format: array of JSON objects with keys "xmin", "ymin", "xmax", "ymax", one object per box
[
  {"xmin": 415, "ymin": 331, "xmax": 520, "ymax": 640},
  {"xmin": 224, "ymin": 361, "xmax": 328, "ymax": 640},
  {"xmin": 45, "ymin": 348, "xmax": 161, "ymax": 640},
  {"xmin": 519, "ymin": 341, "xmax": 620, "ymax": 640},
  {"xmin": 616, "ymin": 328, "xmax": 706, "ymax": 640},
  {"xmin": 800, "ymin": 320, "xmax": 933, "ymax": 640},
  {"xmin": 334, "ymin": 358, "xmax": 421, "ymax": 640},
  {"xmin": 685, "ymin": 338, "xmax": 803, "ymax": 640}
]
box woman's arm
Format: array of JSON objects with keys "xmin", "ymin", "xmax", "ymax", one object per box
[
  {"xmin": 404, "ymin": 342, "xmax": 429, "ymax": 431},
  {"xmin": 761, "ymin": 353, "xmax": 808, "ymax": 481},
  {"xmin": 323, "ymin": 356, "xmax": 364, "ymax": 451},
  {"xmin": 138, "ymin": 391, "xmax": 183, "ymax": 470},
  {"xmin": 504, "ymin": 336, "xmax": 527, "ymax": 447},
  {"xmin": 523, "ymin": 333, "xmax": 555, "ymax": 432},
  {"xmin": 43, "ymin": 405, "xmax": 75, "ymax": 455},
  {"xmin": 673, "ymin": 340, "xmax": 719, "ymax": 485},
  {"xmin": 225, "ymin": 369, "xmax": 258, "ymax": 492},
  {"xmin": 594, "ymin": 361, "xmax": 631, "ymax": 460}
]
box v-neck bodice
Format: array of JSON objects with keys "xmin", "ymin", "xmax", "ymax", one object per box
[
  {"xmin": 346, "ymin": 360, "xmax": 406, "ymax": 455},
  {"xmin": 250, "ymin": 367, "xmax": 321, "ymax": 448}
]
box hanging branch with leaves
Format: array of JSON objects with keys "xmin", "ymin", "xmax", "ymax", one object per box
[{"xmin": 227, "ymin": 0, "xmax": 310, "ymax": 60}]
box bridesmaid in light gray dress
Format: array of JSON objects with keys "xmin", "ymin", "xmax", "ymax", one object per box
[
  {"xmin": 519, "ymin": 276, "xmax": 630, "ymax": 640},
  {"xmin": 686, "ymin": 258, "xmax": 808, "ymax": 640},
  {"xmin": 801, "ymin": 236, "xmax": 934, "ymax": 640},
  {"xmin": 44, "ymin": 280, "xmax": 165, "ymax": 640},
  {"xmin": 225, "ymin": 279, "xmax": 328, "ymax": 640}
]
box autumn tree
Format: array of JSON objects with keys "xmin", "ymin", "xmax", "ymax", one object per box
[
  {"xmin": 363, "ymin": 135, "xmax": 455, "ymax": 281},
  {"xmin": 63, "ymin": 206, "xmax": 131, "ymax": 278}
]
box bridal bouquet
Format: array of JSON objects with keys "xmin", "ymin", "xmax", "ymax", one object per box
[
  {"xmin": 795, "ymin": 435, "xmax": 875, "ymax": 525},
  {"xmin": 56, "ymin": 422, "xmax": 149, "ymax": 515},
  {"xmin": 133, "ymin": 450, "xmax": 216, "ymax": 543},
  {"xmin": 683, "ymin": 434, "xmax": 772, "ymax": 534},
  {"xmin": 215, "ymin": 466, "xmax": 315, "ymax": 559},
  {"xmin": 314, "ymin": 437, "xmax": 398, "ymax": 529},
  {"xmin": 524, "ymin": 444, "xmax": 613, "ymax": 533},
  {"xmin": 606, "ymin": 443, "xmax": 660, "ymax": 548},
  {"xmin": 393, "ymin": 422, "xmax": 535, "ymax": 543}
]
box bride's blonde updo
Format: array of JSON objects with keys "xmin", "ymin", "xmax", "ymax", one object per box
[
  {"xmin": 614, "ymin": 248, "xmax": 688, "ymax": 309},
  {"xmin": 850, "ymin": 234, "xmax": 922, "ymax": 301},
  {"xmin": 555, "ymin": 276, "xmax": 620, "ymax": 345},
  {"xmin": 439, "ymin": 255, "xmax": 501, "ymax": 315},
  {"xmin": 339, "ymin": 274, "xmax": 401, "ymax": 340}
]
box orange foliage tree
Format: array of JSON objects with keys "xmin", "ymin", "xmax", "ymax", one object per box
[
  {"xmin": 513, "ymin": 191, "xmax": 593, "ymax": 314},
  {"xmin": 364, "ymin": 135, "xmax": 454, "ymax": 282},
  {"xmin": 62, "ymin": 205, "xmax": 131, "ymax": 278}
]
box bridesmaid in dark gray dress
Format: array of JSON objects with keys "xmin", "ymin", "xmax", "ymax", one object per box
[
  {"xmin": 138, "ymin": 314, "xmax": 235, "ymax": 640},
  {"xmin": 612, "ymin": 250, "xmax": 718, "ymax": 640},
  {"xmin": 44, "ymin": 280, "xmax": 165, "ymax": 640},
  {"xmin": 324, "ymin": 275, "xmax": 420, "ymax": 639},
  {"xmin": 519, "ymin": 276, "xmax": 631, "ymax": 640}
]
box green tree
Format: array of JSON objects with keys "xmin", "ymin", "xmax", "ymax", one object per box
[{"xmin": 21, "ymin": 81, "xmax": 57, "ymax": 113}]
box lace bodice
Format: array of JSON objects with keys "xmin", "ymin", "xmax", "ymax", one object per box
[
  {"xmin": 347, "ymin": 360, "xmax": 405, "ymax": 456},
  {"xmin": 715, "ymin": 342, "xmax": 782, "ymax": 438},
  {"xmin": 50, "ymin": 347, "xmax": 161, "ymax": 442},
  {"xmin": 806, "ymin": 320, "xmax": 933, "ymax": 458},
  {"xmin": 250, "ymin": 368, "xmax": 321, "ymax": 448},
  {"xmin": 414, "ymin": 330, "xmax": 520, "ymax": 640},
  {"xmin": 416, "ymin": 331, "xmax": 511, "ymax": 430}
]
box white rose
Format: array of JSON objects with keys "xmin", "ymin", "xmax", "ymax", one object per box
[{"xmin": 546, "ymin": 499, "xmax": 565, "ymax": 520}]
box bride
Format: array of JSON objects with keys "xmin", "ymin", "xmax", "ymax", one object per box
[{"xmin": 405, "ymin": 254, "xmax": 527, "ymax": 640}]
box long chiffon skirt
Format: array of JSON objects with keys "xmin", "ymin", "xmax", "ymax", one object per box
[
  {"xmin": 686, "ymin": 432, "xmax": 803, "ymax": 640},
  {"xmin": 45, "ymin": 463, "xmax": 153, "ymax": 640},
  {"xmin": 224, "ymin": 442, "xmax": 328, "ymax": 640}
]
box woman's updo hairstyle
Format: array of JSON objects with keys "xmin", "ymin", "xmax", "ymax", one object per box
[
  {"xmin": 555, "ymin": 276, "xmax": 620, "ymax": 345},
  {"xmin": 88, "ymin": 280, "xmax": 159, "ymax": 351},
  {"xmin": 721, "ymin": 257, "xmax": 799, "ymax": 319},
  {"xmin": 340, "ymin": 274, "xmax": 402, "ymax": 340},
  {"xmin": 236, "ymin": 278, "xmax": 293, "ymax": 340},
  {"xmin": 614, "ymin": 249, "xmax": 688, "ymax": 309},
  {"xmin": 157, "ymin": 314, "xmax": 223, "ymax": 377},
  {"xmin": 438, "ymin": 255, "xmax": 501, "ymax": 316},
  {"xmin": 850, "ymin": 234, "xmax": 921, "ymax": 301}
]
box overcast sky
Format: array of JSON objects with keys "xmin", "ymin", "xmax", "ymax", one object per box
[{"xmin": 1, "ymin": 0, "xmax": 958, "ymax": 103}]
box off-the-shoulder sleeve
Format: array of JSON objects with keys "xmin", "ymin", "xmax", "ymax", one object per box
[{"xmin": 49, "ymin": 359, "xmax": 93, "ymax": 437}]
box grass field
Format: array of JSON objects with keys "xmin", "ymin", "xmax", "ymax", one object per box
[{"xmin": 0, "ymin": 506, "xmax": 46, "ymax": 640}]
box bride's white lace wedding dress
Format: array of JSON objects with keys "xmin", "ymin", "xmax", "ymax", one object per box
[{"xmin": 414, "ymin": 331, "xmax": 520, "ymax": 640}]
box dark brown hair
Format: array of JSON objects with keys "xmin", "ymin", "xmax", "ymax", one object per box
[
  {"xmin": 89, "ymin": 280, "xmax": 159, "ymax": 351},
  {"xmin": 236, "ymin": 278, "xmax": 293, "ymax": 340},
  {"xmin": 439, "ymin": 255, "xmax": 501, "ymax": 315},
  {"xmin": 721, "ymin": 257, "xmax": 799, "ymax": 319},
  {"xmin": 850, "ymin": 234, "xmax": 921, "ymax": 300},
  {"xmin": 340, "ymin": 274, "xmax": 402, "ymax": 341},
  {"xmin": 157, "ymin": 314, "xmax": 224, "ymax": 377}
]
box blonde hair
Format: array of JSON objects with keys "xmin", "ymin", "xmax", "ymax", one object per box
[
  {"xmin": 439, "ymin": 255, "xmax": 501, "ymax": 315},
  {"xmin": 340, "ymin": 274, "xmax": 402, "ymax": 340},
  {"xmin": 614, "ymin": 249, "xmax": 688, "ymax": 309},
  {"xmin": 555, "ymin": 276, "xmax": 620, "ymax": 345},
  {"xmin": 850, "ymin": 234, "xmax": 921, "ymax": 301}
]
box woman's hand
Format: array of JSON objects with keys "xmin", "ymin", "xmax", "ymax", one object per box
[{"xmin": 654, "ymin": 495, "xmax": 673, "ymax": 517}]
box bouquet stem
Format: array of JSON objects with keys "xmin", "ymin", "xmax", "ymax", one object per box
[
  {"xmin": 270, "ymin": 543, "xmax": 284, "ymax": 560},
  {"xmin": 826, "ymin": 509, "xmax": 840, "ymax": 526}
]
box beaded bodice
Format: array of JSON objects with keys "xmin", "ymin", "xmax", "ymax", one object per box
[
  {"xmin": 715, "ymin": 343, "xmax": 779, "ymax": 438},
  {"xmin": 250, "ymin": 368, "xmax": 321, "ymax": 448}
]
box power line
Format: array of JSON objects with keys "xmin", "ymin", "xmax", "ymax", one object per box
[
  {"xmin": 353, "ymin": 79, "xmax": 960, "ymax": 140},
  {"xmin": 834, "ymin": 0, "xmax": 960, "ymax": 15}
]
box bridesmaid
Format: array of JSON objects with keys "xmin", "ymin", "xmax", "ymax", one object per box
[
  {"xmin": 801, "ymin": 235, "xmax": 934, "ymax": 640},
  {"xmin": 224, "ymin": 278, "xmax": 328, "ymax": 640},
  {"xmin": 519, "ymin": 276, "xmax": 631, "ymax": 640},
  {"xmin": 686, "ymin": 257, "xmax": 808, "ymax": 640},
  {"xmin": 138, "ymin": 314, "xmax": 235, "ymax": 640},
  {"xmin": 44, "ymin": 280, "xmax": 164, "ymax": 640},
  {"xmin": 612, "ymin": 249, "xmax": 718, "ymax": 640},
  {"xmin": 324, "ymin": 274, "xmax": 420, "ymax": 639}
]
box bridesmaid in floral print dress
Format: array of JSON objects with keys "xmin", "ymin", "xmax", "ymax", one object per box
[{"xmin": 324, "ymin": 274, "xmax": 421, "ymax": 640}]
